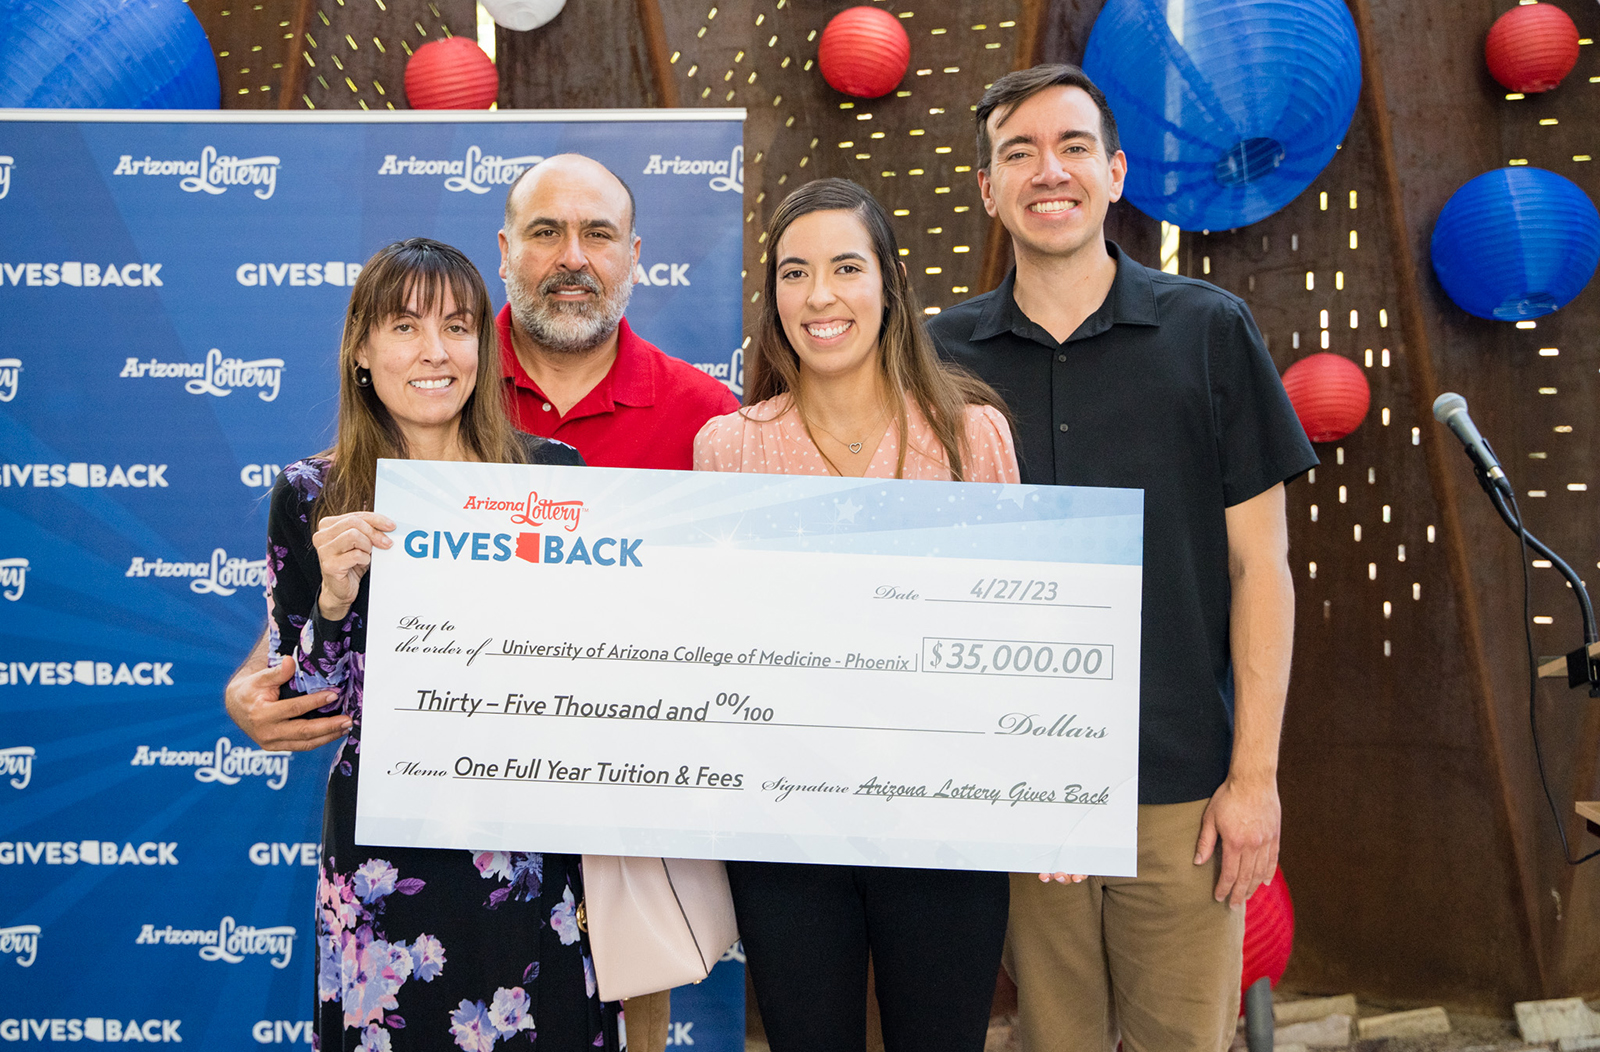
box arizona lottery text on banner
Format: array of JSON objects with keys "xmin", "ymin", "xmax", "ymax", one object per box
[
  {"xmin": 356, "ymin": 461, "xmax": 1145, "ymax": 876},
  {"xmin": 1, "ymin": 110, "xmax": 743, "ymax": 1051}
]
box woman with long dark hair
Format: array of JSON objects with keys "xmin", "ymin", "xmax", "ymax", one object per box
[
  {"xmin": 693, "ymin": 179, "xmax": 1018, "ymax": 1051},
  {"xmin": 264, "ymin": 238, "xmax": 618, "ymax": 1052}
]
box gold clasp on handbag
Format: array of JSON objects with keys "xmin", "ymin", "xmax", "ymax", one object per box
[{"xmin": 576, "ymin": 898, "xmax": 588, "ymax": 933}]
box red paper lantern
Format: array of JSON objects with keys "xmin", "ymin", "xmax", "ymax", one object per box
[
  {"xmin": 1240, "ymin": 866, "xmax": 1295, "ymax": 1001},
  {"xmin": 1282, "ymin": 353, "xmax": 1370, "ymax": 443},
  {"xmin": 404, "ymin": 37, "xmax": 499, "ymax": 110},
  {"xmin": 1485, "ymin": 3, "xmax": 1579, "ymax": 94},
  {"xmin": 818, "ymin": 7, "xmax": 911, "ymax": 99}
]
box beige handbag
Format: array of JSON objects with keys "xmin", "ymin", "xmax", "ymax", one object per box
[{"xmin": 580, "ymin": 855, "xmax": 739, "ymax": 1002}]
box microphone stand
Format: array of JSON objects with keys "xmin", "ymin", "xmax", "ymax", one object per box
[
  {"xmin": 1469, "ymin": 451, "xmax": 1600, "ymax": 693},
  {"xmin": 1457, "ymin": 431, "xmax": 1600, "ymax": 865}
]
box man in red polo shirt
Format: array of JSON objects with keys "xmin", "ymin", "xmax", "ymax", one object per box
[
  {"xmin": 223, "ymin": 153, "xmax": 739, "ymax": 1052},
  {"xmin": 488, "ymin": 157, "xmax": 734, "ymax": 1052},
  {"xmin": 495, "ymin": 152, "xmax": 738, "ymax": 467}
]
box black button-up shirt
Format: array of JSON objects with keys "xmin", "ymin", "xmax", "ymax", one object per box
[{"xmin": 929, "ymin": 243, "xmax": 1316, "ymax": 804}]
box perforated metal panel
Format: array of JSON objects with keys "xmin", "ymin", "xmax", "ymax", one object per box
[
  {"xmin": 1492, "ymin": 24, "xmax": 1599, "ymax": 653},
  {"xmin": 300, "ymin": 0, "xmax": 475, "ymax": 109},
  {"xmin": 651, "ymin": 1, "xmax": 1029, "ymax": 333},
  {"xmin": 192, "ymin": 0, "xmax": 475, "ymax": 110},
  {"xmin": 1196, "ymin": 151, "xmax": 1439, "ymax": 669},
  {"xmin": 187, "ymin": 0, "xmax": 309, "ymax": 106}
]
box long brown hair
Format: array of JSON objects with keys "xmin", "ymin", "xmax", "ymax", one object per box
[
  {"xmin": 745, "ymin": 178, "xmax": 1009, "ymax": 480},
  {"xmin": 315, "ymin": 237, "xmax": 525, "ymax": 520}
]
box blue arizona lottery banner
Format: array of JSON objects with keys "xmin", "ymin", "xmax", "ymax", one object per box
[{"xmin": 0, "ymin": 111, "xmax": 745, "ymax": 1051}]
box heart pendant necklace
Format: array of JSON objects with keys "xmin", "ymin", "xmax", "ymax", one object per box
[{"xmin": 809, "ymin": 413, "xmax": 884, "ymax": 456}]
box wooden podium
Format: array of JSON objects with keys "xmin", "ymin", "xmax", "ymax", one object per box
[{"xmin": 1580, "ymin": 802, "xmax": 1600, "ymax": 839}]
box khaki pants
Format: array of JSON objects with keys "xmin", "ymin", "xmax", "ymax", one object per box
[
  {"xmin": 1004, "ymin": 799, "xmax": 1245, "ymax": 1052},
  {"xmin": 622, "ymin": 990, "xmax": 670, "ymax": 1052}
]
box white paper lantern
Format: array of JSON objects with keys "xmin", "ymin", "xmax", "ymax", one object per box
[{"xmin": 479, "ymin": 0, "xmax": 566, "ymax": 32}]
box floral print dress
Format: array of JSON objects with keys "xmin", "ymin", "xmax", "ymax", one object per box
[{"xmin": 265, "ymin": 447, "xmax": 620, "ymax": 1052}]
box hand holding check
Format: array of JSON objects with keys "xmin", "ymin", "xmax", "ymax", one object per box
[{"xmin": 313, "ymin": 511, "xmax": 396, "ymax": 621}]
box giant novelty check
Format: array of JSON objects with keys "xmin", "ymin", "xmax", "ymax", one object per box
[{"xmin": 355, "ymin": 461, "xmax": 1144, "ymax": 875}]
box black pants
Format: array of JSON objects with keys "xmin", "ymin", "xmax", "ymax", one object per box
[{"xmin": 726, "ymin": 861, "xmax": 1009, "ymax": 1052}]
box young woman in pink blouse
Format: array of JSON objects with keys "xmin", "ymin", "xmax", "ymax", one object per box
[
  {"xmin": 693, "ymin": 179, "xmax": 1017, "ymax": 1051},
  {"xmin": 695, "ymin": 180, "xmax": 1018, "ymax": 485}
]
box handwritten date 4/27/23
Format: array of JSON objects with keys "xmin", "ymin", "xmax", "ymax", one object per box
[
  {"xmin": 922, "ymin": 638, "xmax": 1114, "ymax": 679},
  {"xmin": 969, "ymin": 577, "xmax": 1059, "ymax": 602}
]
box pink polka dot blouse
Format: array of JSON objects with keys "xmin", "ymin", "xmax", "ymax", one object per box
[{"xmin": 692, "ymin": 392, "xmax": 1020, "ymax": 483}]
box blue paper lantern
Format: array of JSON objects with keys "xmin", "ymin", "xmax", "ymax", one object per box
[
  {"xmin": 0, "ymin": 0, "xmax": 220, "ymax": 109},
  {"xmin": 1083, "ymin": 0, "xmax": 1362, "ymax": 231},
  {"xmin": 1431, "ymin": 168, "xmax": 1600, "ymax": 322}
]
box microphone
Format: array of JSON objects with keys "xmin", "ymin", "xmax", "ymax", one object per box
[{"xmin": 1432, "ymin": 392, "xmax": 1512, "ymax": 495}]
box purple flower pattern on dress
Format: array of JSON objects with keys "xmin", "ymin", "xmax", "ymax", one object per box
[
  {"xmin": 507, "ymin": 853, "xmax": 544, "ymax": 902},
  {"xmin": 473, "ymin": 852, "xmax": 513, "ymax": 882},
  {"xmin": 282, "ymin": 457, "xmax": 326, "ymax": 498},
  {"xmin": 353, "ymin": 859, "xmax": 398, "ymax": 903},
  {"xmin": 339, "ymin": 932, "xmax": 412, "ymax": 1028},
  {"xmin": 487, "ymin": 987, "xmax": 535, "ymax": 1038},
  {"xmin": 449, "ymin": 1000, "xmax": 499, "ymax": 1052},
  {"xmin": 478, "ymin": 851, "xmax": 544, "ymax": 910},
  {"xmin": 447, "ymin": 986, "xmax": 536, "ymax": 1052},
  {"xmin": 409, "ymin": 933, "xmax": 446, "ymax": 982},
  {"xmin": 316, "ymin": 858, "xmax": 442, "ymax": 1037},
  {"xmin": 550, "ymin": 885, "xmax": 580, "ymax": 946}
]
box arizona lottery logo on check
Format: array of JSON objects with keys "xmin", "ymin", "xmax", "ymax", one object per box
[{"xmin": 356, "ymin": 462, "xmax": 1144, "ymax": 875}]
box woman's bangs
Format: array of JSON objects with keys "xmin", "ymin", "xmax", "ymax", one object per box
[{"xmin": 370, "ymin": 249, "xmax": 485, "ymax": 331}]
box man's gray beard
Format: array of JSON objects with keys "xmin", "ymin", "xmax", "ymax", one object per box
[{"xmin": 505, "ymin": 268, "xmax": 632, "ymax": 356}]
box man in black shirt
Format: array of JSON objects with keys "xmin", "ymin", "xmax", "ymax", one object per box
[{"xmin": 928, "ymin": 65, "xmax": 1317, "ymax": 1052}]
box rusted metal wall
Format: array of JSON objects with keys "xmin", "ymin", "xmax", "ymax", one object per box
[
  {"xmin": 1343, "ymin": 0, "xmax": 1600, "ymax": 1006},
  {"xmin": 191, "ymin": 0, "xmax": 1600, "ymax": 1011}
]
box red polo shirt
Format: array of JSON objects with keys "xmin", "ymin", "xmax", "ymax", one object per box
[{"xmin": 497, "ymin": 304, "xmax": 740, "ymax": 470}]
